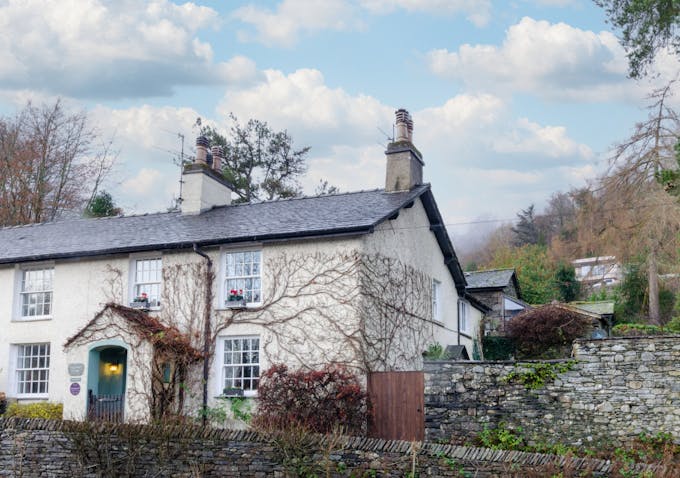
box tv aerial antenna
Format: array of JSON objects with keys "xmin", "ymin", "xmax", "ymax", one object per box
[
  {"xmin": 377, "ymin": 125, "xmax": 394, "ymax": 149},
  {"xmin": 159, "ymin": 129, "xmax": 188, "ymax": 209}
]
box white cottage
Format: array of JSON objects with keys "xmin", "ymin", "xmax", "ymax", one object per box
[{"xmin": 0, "ymin": 110, "xmax": 485, "ymax": 422}]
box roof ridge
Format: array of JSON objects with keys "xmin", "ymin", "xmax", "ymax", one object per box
[
  {"xmin": 210, "ymin": 188, "xmax": 388, "ymax": 210},
  {"xmin": 0, "ymin": 209, "xmax": 178, "ymax": 231}
]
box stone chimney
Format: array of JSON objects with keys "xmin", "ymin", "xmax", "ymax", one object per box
[
  {"xmin": 181, "ymin": 136, "xmax": 232, "ymax": 215},
  {"xmin": 385, "ymin": 109, "xmax": 423, "ymax": 192}
]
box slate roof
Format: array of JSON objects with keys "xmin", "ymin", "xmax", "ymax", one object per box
[
  {"xmin": 0, "ymin": 186, "xmax": 426, "ymax": 263},
  {"xmin": 0, "ymin": 183, "xmax": 467, "ymax": 292},
  {"xmin": 464, "ymin": 269, "xmax": 516, "ymax": 290},
  {"xmin": 568, "ymin": 301, "xmax": 615, "ymax": 316}
]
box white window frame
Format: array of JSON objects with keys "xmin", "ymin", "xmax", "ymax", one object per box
[
  {"xmin": 432, "ymin": 279, "xmax": 441, "ymax": 322},
  {"xmin": 220, "ymin": 335, "xmax": 260, "ymax": 397},
  {"xmin": 11, "ymin": 343, "xmax": 51, "ymax": 399},
  {"xmin": 458, "ymin": 299, "xmax": 469, "ymax": 333},
  {"xmin": 15, "ymin": 264, "xmax": 54, "ymax": 321},
  {"xmin": 221, "ymin": 248, "xmax": 262, "ymax": 307},
  {"xmin": 129, "ymin": 254, "xmax": 162, "ymax": 309}
]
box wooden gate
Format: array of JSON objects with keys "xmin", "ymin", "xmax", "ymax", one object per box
[{"xmin": 367, "ymin": 371, "xmax": 424, "ymax": 441}]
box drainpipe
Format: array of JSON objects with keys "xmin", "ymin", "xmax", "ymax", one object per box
[
  {"xmin": 457, "ymin": 299, "xmax": 461, "ymax": 346},
  {"xmin": 193, "ymin": 243, "xmax": 213, "ymax": 427}
]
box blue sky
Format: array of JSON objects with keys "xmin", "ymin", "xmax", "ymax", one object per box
[{"xmin": 1, "ymin": 0, "xmax": 677, "ymax": 243}]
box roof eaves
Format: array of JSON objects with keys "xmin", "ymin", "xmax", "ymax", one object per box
[
  {"xmin": 0, "ymin": 225, "xmax": 376, "ymax": 266},
  {"xmin": 418, "ymin": 188, "xmax": 467, "ymax": 294}
]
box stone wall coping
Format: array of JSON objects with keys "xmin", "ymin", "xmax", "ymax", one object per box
[{"xmin": 575, "ymin": 335, "xmax": 680, "ymax": 342}]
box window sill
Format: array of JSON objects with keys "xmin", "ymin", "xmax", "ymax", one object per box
[
  {"xmin": 12, "ymin": 316, "xmax": 53, "ymax": 323},
  {"xmin": 216, "ymin": 303, "xmax": 261, "ymax": 311},
  {"xmin": 216, "ymin": 392, "xmax": 257, "ymax": 399},
  {"xmin": 15, "ymin": 394, "xmax": 49, "ymax": 401}
]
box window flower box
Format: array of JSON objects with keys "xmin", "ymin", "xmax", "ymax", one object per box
[
  {"xmin": 130, "ymin": 293, "xmax": 150, "ymax": 310},
  {"xmin": 226, "ymin": 289, "xmax": 246, "ymax": 309},
  {"xmin": 225, "ymin": 299, "xmax": 246, "ymax": 309},
  {"xmin": 222, "ymin": 387, "xmax": 244, "ymax": 398}
]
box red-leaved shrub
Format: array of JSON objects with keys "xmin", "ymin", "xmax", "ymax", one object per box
[
  {"xmin": 252, "ymin": 364, "xmax": 368, "ymax": 434},
  {"xmin": 507, "ymin": 304, "xmax": 592, "ymax": 358}
]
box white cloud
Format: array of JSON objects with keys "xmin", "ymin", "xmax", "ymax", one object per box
[
  {"xmin": 232, "ymin": 0, "xmax": 359, "ymax": 47},
  {"xmin": 360, "ymin": 0, "xmax": 491, "ymax": 26},
  {"xmin": 0, "ymin": 0, "xmax": 259, "ymax": 98},
  {"xmin": 219, "ymin": 68, "xmax": 393, "ymax": 147},
  {"xmin": 231, "ymin": 0, "xmax": 491, "ymax": 47},
  {"xmin": 529, "ymin": 0, "xmax": 578, "ymax": 6},
  {"xmin": 216, "ymin": 68, "xmax": 596, "ymax": 227},
  {"xmin": 122, "ymin": 168, "xmax": 164, "ymax": 197},
  {"xmin": 493, "ymin": 118, "xmax": 593, "ymax": 160},
  {"xmin": 426, "ymin": 16, "xmax": 667, "ymax": 102},
  {"xmin": 82, "ymin": 68, "xmax": 598, "ymax": 220}
]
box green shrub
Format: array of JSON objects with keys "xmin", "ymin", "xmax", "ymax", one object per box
[
  {"xmin": 665, "ymin": 316, "xmax": 680, "ymax": 333},
  {"xmin": 423, "ymin": 342, "xmax": 445, "ymax": 359},
  {"xmin": 476, "ymin": 422, "xmax": 525, "ymax": 450},
  {"xmin": 4, "ymin": 402, "xmax": 63, "ymax": 419},
  {"xmin": 613, "ymin": 323, "xmax": 666, "ymax": 336},
  {"xmin": 482, "ymin": 336, "xmax": 516, "ymax": 360}
]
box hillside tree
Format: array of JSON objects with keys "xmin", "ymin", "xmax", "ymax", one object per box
[
  {"xmin": 596, "ymin": 81, "xmax": 680, "ymax": 324},
  {"xmin": 594, "ymin": 0, "xmax": 680, "ymax": 78},
  {"xmin": 511, "ymin": 204, "xmax": 542, "ymax": 246}
]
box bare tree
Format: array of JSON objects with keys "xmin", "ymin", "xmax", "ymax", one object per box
[
  {"xmin": 596, "ymin": 82, "xmax": 680, "ymax": 324},
  {"xmin": 0, "ymin": 99, "xmax": 116, "ymax": 226}
]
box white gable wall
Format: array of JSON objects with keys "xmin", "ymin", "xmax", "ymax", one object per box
[{"xmin": 363, "ymin": 198, "xmax": 476, "ymax": 360}]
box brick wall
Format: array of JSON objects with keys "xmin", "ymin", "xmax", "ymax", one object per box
[{"xmin": 425, "ymin": 336, "xmax": 680, "ymax": 446}]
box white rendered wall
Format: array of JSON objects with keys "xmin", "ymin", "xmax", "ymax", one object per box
[
  {"xmin": 0, "ymin": 199, "xmax": 472, "ymax": 420},
  {"xmin": 362, "ymin": 198, "xmax": 477, "ymax": 358}
]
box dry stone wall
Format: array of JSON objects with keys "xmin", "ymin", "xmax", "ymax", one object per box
[
  {"xmin": 0, "ymin": 418, "xmax": 657, "ymax": 477},
  {"xmin": 425, "ymin": 336, "xmax": 680, "ymax": 446}
]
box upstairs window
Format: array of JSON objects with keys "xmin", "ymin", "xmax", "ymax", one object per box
[
  {"xmin": 133, "ymin": 258, "xmax": 162, "ymax": 307},
  {"xmin": 224, "ymin": 250, "xmax": 261, "ymax": 305},
  {"xmin": 20, "ymin": 267, "xmax": 54, "ymax": 318}
]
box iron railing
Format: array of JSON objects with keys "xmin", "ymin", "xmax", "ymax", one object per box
[{"xmin": 87, "ymin": 390, "xmax": 124, "ymax": 423}]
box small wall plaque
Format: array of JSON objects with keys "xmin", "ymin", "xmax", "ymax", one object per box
[
  {"xmin": 68, "ymin": 363, "xmax": 85, "ymax": 376},
  {"xmin": 70, "ymin": 383, "xmax": 81, "ymax": 396}
]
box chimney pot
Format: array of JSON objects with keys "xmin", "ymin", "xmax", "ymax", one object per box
[
  {"xmin": 211, "ymin": 145, "xmax": 223, "ymax": 171},
  {"xmin": 195, "ymin": 135, "xmax": 209, "ymax": 165},
  {"xmin": 394, "ymin": 108, "xmax": 413, "ymax": 143}
]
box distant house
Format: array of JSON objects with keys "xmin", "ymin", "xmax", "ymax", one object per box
[
  {"xmin": 0, "ymin": 109, "xmax": 486, "ymax": 422},
  {"xmin": 464, "ymin": 269, "xmax": 529, "ymax": 335},
  {"xmin": 572, "ymin": 256, "xmax": 621, "ymax": 290}
]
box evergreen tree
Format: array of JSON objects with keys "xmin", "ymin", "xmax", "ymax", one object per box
[
  {"xmin": 84, "ymin": 191, "xmax": 122, "ymax": 217},
  {"xmin": 511, "ymin": 204, "xmax": 541, "ymax": 246},
  {"xmin": 554, "ymin": 263, "xmax": 580, "ymax": 302}
]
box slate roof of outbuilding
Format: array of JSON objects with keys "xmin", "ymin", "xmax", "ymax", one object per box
[{"xmin": 464, "ymin": 269, "xmax": 516, "ymax": 290}]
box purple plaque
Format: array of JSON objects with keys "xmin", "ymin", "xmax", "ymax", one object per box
[{"xmin": 70, "ymin": 383, "xmax": 80, "ymax": 396}]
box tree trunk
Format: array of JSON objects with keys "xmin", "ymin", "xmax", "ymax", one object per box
[{"xmin": 648, "ymin": 252, "xmax": 661, "ymax": 325}]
